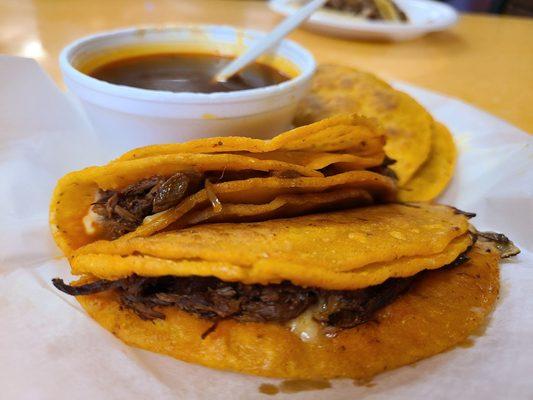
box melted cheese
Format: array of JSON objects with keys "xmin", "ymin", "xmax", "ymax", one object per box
[
  {"xmin": 287, "ymin": 305, "xmax": 322, "ymax": 342},
  {"xmin": 82, "ymin": 208, "xmax": 103, "ymax": 235}
]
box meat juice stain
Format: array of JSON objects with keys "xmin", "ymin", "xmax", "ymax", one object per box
[
  {"xmin": 352, "ymin": 377, "xmax": 376, "ymax": 388},
  {"xmin": 456, "ymin": 316, "xmax": 492, "ymax": 349},
  {"xmin": 280, "ymin": 380, "xmax": 332, "ymax": 393},
  {"xmin": 457, "ymin": 338, "xmax": 475, "ymax": 348},
  {"xmin": 258, "ymin": 380, "xmax": 332, "ymax": 396},
  {"xmin": 259, "ymin": 384, "xmax": 280, "ymax": 396},
  {"xmin": 455, "ymin": 310, "xmax": 495, "ymax": 349}
]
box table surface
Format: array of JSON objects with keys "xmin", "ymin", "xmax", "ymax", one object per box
[{"xmin": 1, "ymin": 0, "xmax": 532, "ymax": 132}]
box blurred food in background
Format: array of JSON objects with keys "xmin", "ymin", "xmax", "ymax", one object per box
[
  {"xmin": 325, "ymin": 0, "xmax": 408, "ymax": 22},
  {"xmin": 275, "ymin": 0, "xmax": 532, "ymax": 16},
  {"xmin": 269, "ymin": 0, "xmax": 458, "ymax": 41}
]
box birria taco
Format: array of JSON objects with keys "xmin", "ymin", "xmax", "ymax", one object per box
[
  {"xmin": 52, "ymin": 203, "xmax": 518, "ymax": 379},
  {"xmin": 295, "ymin": 64, "xmax": 457, "ymax": 201},
  {"xmin": 50, "ymin": 114, "xmax": 395, "ymax": 255},
  {"xmin": 295, "ymin": 64, "xmax": 434, "ymax": 186}
]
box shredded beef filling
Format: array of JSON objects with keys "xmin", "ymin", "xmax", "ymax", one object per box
[
  {"xmin": 92, "ymin": 174, "xmax": 197, "ymax": 239},
  {"xmin": 91, "ymin": 170, "xmax": 272, "ymax": 239},
  {"xmin": 88, "ymin": 159, "xmax": 394, "ymax": 240},
  {"xmin": 477, "ymin": 231, "xmax": 520, "ymax": 258},
  {"xmin": 53, "ymin": 274, "xmax": 414, "ymax": 329},
  {"xmin": 52, "ymin": 248, "xmax": 473, "ymax": 334}
]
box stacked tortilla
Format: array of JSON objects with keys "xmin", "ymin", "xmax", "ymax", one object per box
[
  {"xmin": 295, "ymin": 64, "xmax": 457, "ymax": 202},
  {"xmin": 51, "ymin": 114, "xmax": 395, "ymax": 255},
  {"xmin": 50, "ymin": 105, "xmax": 515, "ymax": 380}
]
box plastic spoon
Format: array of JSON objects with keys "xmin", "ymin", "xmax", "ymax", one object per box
[{"xmin": 214, "ymin": 0, "xmax": 327, "ymax": 82}]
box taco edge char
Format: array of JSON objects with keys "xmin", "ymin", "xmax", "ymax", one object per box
[
  {"xmin": 52, "ymin": 203, "xmax": 519, "ymax": 380},
  {"xmin": 50, "ymin": 114, "xmax": 396, "ymax": 255}
]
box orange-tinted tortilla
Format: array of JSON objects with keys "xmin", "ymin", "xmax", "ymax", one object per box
[
  {"xmin": 295, "ymin": 65, "xmax": 434, "ymax": 185},
  {"xmin": 399, "ymin": 122, "xmax": 456, "ymax": 202},
  {"xmin": 77, "ymin": 242, "xmax": 499, "ymax": 379},
  {"xmin": 50, "ymin": 114, "xmax": 391, "ymax": 255},
  {"xmin": 72, "ymin": 203, "xmax": 471, "ymax": 290},
  {"xmin": 118, "ymin": 114, "xmax": 385, "ymax": 162},
  {"xmin": 51, "ymin": 167, "xmax": 395, "ymax": 255}
]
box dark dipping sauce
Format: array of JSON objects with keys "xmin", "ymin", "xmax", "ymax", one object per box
[{"xmin": 88, "ymin": 53, "xmax": 292, "ymax": 93}]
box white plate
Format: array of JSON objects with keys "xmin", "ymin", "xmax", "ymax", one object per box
[{"xmin": 269, "ymin": 0, "xmax": 459, "ymax": 41}]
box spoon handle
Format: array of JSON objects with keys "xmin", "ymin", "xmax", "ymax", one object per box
[{"xmin": 215, "ymin": 0, "xmax": 327, "ymax": 82}]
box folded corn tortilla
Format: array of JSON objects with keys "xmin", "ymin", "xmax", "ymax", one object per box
[
  {"xmin": 295, "ymin": 64, "xmax": 435, "ymax": 186},
  {"xmin": 399, "ymin": 122, "xmax": 457, "ymax": 202},
  {"xmin": 73, "ymin": 203, "xmax": 472, "ymax": 290},
  {"xmin": 61, "ymin": 204, "xmax": 498, "ymax": 380},
  {"xmin": 50, "ymin": 116, "xmax": 395, "ymax": 255}
]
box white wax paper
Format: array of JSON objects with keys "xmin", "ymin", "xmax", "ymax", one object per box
[{"xmin": 0, "ymin": 56, "xmax": 531, "ymax": 400}]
